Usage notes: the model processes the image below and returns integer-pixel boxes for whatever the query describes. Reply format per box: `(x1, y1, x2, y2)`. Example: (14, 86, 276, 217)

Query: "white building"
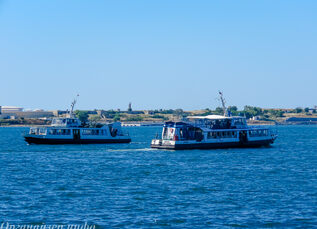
(1, 106, 24, 113)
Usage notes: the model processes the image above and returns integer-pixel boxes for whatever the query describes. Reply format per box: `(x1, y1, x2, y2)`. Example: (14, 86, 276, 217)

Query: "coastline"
(2, 122, 317, 128)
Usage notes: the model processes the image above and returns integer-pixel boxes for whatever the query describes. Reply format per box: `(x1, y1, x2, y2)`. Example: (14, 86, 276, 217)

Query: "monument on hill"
(128, 102, 132, 113)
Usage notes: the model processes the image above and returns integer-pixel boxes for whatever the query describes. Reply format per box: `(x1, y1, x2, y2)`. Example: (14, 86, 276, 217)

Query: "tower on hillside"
(128, 102, 132, 113)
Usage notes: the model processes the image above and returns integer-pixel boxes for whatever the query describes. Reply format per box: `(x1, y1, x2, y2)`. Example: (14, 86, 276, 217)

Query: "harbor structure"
(1, 106, 23, 113)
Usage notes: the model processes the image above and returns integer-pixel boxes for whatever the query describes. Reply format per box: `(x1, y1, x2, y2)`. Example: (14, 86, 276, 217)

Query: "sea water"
(0, 126, 316, 228)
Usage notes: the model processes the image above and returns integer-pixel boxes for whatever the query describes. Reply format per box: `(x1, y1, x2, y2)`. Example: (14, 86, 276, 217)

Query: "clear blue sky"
(1, 0, 316, 111)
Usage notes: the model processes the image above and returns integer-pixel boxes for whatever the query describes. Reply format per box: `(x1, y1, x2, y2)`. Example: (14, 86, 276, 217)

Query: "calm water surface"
(0, 126, 316, 228)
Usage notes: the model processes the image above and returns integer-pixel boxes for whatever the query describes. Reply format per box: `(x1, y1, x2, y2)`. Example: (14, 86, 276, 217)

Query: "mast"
(69, 94, 79, 118)
(218, 91, 227, 117)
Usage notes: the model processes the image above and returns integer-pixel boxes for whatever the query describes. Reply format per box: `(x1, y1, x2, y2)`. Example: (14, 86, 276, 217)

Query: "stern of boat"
(151, 139, 162, 148)
(151, 139, 177, 149)
(270, 129, 278, 144)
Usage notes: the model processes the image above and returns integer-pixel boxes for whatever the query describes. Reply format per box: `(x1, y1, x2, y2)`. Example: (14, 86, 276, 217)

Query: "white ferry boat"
(151, 93, 277, 150)
(24, 98, 131, 144)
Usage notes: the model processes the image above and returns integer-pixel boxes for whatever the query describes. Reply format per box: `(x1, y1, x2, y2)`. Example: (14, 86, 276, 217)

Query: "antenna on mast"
(218, 91, 227, 117)
(69, 94, 79, 118)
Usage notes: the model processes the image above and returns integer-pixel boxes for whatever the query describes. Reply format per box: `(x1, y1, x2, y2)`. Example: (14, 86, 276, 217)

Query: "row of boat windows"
(82, 129, 107, 135)
(207, 131, 237, 139)
(249, 129, 268, 137)
(52, 119, 78, 125)
(206, 130, 268, 139)
(47, 129, 108, 135)
(48, 129, 71, 135)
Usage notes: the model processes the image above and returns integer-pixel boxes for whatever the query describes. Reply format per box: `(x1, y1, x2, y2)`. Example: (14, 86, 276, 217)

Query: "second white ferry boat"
(151, 92, 277, 150)
(24, 98, 131, 144)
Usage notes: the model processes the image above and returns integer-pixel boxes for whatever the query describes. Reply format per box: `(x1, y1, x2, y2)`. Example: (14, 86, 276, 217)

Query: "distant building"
(12, 111, 54, 119)
(250, 116, 261, 121)
(1, 106, 23, 113)
(144, 110, 155, 115)
(0, 106, 1, 115)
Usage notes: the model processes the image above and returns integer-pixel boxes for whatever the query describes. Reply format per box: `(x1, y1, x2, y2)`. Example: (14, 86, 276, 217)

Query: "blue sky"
(0, 0, 316, 111)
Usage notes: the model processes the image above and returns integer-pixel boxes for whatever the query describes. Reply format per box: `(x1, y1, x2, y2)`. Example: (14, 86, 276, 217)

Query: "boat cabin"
(162, 122, 204, 141)
(51, 117, 81, 127)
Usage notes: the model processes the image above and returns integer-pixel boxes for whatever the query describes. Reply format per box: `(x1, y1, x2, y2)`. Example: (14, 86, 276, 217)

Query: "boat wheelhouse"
(24, 97, 131, 144)
(151, 115, 277, 150)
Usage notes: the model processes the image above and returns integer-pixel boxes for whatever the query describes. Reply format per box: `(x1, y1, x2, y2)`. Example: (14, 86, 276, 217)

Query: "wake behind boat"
(24, 97, 131, 145)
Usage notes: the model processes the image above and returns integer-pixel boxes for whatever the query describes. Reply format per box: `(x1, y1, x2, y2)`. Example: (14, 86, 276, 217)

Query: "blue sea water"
(0, 126, 316, 228)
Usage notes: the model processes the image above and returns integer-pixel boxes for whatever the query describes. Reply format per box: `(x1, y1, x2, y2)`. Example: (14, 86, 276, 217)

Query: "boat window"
(82, 129, 91, 135)
(30, 128, 38, 134)
(82, 129, 101, 135)
(249, 129, 268, 137)
(162, 127, 167, 137)
(179, 128, 183, 138)
(162, 127, 175, 140)
(207, 132, 217, 139)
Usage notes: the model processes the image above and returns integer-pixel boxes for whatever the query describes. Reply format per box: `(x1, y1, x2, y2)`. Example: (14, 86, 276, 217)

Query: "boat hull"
(151, 139, 274, 150)
(25, 136, 131, 145)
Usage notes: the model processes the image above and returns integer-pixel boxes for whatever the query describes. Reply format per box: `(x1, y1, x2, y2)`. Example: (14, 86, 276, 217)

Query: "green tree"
(295, 107, 303, 113)
(228, 106, 238, 116)
(243, 106, 263, 119)
(201, 109, 212, 116)
(74, 110, 89, 123)
(113, 115, 121, 122)
(173, 109, 184, 116)
(268, 109, 284, 118)
(89, 115, 101, 123)
(214, 107, 224, 115)
(228, 106, 238, 112)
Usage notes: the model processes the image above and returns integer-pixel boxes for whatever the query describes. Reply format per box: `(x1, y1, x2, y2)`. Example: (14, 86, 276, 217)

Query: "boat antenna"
(218, 91, 227, 116)
(70, 94, 79, 118)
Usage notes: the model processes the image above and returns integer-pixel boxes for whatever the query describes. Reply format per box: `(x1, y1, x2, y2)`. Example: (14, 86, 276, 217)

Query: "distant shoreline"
(2, 122, 317, 128)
